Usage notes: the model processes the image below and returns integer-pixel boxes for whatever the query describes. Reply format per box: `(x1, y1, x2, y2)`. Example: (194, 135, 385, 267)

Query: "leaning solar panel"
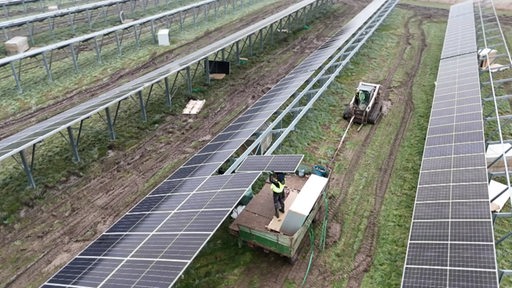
(401, 2, 498, 287)
(42, 172, 260, 288)
(237, 154, 304, 172)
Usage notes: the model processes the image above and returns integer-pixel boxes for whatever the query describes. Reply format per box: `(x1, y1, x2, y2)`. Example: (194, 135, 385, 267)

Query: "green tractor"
(343, 82, 383, 124)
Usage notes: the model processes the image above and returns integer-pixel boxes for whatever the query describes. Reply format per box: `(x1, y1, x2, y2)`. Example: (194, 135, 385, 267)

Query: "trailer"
(229, 173, 328, 262)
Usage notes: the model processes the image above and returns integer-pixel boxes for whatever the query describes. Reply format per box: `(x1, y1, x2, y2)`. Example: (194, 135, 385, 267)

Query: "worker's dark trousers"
(273, 192, 285, 211)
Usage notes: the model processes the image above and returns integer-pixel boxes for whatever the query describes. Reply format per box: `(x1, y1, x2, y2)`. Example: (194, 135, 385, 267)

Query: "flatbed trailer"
(229, 174, 328, 262)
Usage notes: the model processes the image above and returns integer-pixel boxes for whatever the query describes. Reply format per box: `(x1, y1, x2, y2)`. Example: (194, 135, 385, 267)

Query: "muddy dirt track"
(0, 1, 374, 287)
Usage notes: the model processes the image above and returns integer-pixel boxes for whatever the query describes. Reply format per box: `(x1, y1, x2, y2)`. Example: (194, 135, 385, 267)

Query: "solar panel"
(237, 154, 304, 172)
(401, 2, 498, 287)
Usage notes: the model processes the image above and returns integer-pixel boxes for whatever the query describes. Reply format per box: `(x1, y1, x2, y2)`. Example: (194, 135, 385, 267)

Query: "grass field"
(175, 5, 447, 287)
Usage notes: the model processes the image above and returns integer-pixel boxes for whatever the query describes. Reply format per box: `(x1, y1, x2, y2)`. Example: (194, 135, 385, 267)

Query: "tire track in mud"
(296, 7, 431, 286)
(345, 12, 426, 288)
(297, 11, 417, 286)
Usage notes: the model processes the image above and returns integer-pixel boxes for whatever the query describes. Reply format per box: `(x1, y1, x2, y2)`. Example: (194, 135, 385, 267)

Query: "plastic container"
(239, 188, 254, 205)
(312, 165, 328, 177)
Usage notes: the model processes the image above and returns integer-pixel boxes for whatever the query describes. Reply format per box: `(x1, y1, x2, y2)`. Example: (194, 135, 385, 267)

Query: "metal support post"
(105, 107, 116, 140)
(138, 91, 148, 122)
(94, 37, 102, 63)
(115, 31, 122, 56)
(19, 150, 36, 188)
(67, 126, 81, 163)
(270, 23, 274, 45)
(42, 52, 53, 81)
(134, 26, 141, 48)
(248, 34, 253, 56)
(236, 40, 240, 64)
(204, 58, 210, 84)
(10, 62, 22, 93)
(259, 29, 263, 52)
(164, 77, 172, 107)
(27, 22, 34, 45)
(186, 67, 192, 94)
(70, 43, 79, 73)
(150, 20, 157, 43)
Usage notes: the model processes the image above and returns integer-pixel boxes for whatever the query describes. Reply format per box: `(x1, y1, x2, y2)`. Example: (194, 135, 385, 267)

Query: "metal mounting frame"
(476, 0, 512, 283)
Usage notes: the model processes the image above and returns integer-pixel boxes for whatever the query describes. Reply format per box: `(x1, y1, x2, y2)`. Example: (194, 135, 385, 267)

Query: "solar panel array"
(402, 2, 498, 287)
(44, 0, 393, 286)
(236, 155, 303, 172)
(0, 0, 323, 163)
(0, 0, 132, 30)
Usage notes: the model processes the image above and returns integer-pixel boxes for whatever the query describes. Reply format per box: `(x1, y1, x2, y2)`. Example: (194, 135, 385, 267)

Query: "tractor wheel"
(343, 105, 352, 120)
(368, 102, 382, 124)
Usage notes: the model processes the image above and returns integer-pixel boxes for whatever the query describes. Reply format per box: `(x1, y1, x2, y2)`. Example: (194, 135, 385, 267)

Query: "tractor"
(343, 82, 383, 124)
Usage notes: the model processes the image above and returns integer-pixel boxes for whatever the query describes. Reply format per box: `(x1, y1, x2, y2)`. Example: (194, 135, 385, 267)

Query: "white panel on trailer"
(280, 174, 328, 235)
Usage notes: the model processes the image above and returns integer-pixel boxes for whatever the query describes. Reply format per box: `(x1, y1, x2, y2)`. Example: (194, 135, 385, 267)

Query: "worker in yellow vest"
(270, 174, 285, 218)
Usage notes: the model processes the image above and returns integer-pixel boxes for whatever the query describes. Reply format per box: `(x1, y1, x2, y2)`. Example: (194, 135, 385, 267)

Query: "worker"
(269, 174, 285, 218)
(358, 90, 368, 110)
(271, 170, 286, 185)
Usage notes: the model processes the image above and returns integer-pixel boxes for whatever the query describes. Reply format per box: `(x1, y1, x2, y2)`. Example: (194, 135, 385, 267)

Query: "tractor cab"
(343, 82, 383, 124)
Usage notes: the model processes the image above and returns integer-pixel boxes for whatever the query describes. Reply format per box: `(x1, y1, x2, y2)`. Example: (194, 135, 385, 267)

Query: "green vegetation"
(400, 0, 450, 10)
(362, 16, 445, 287)
(176, 5, 448, 287)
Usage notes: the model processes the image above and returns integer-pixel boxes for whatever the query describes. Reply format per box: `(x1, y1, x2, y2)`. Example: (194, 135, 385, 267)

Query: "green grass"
(400, 0, 451, 10)
(361, 16, 446, 287)
(174, 5, 445, 287)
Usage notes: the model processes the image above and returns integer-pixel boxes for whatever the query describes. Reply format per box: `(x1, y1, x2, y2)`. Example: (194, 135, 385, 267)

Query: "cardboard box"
(5, 36, 29, 55)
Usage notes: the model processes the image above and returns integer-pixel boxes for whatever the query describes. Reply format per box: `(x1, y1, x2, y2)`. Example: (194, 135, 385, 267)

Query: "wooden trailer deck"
(229, 174, 308, 234)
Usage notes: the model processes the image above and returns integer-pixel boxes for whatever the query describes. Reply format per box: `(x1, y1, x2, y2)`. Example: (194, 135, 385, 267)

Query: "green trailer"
(229, 174, 328, 262)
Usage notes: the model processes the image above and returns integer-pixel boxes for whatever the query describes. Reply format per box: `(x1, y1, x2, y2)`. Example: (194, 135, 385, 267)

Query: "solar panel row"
(402, 2, 498, 287)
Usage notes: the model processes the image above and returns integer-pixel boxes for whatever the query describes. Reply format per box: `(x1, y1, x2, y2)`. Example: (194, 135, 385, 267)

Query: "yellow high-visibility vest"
(271, 182, 284, 193)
